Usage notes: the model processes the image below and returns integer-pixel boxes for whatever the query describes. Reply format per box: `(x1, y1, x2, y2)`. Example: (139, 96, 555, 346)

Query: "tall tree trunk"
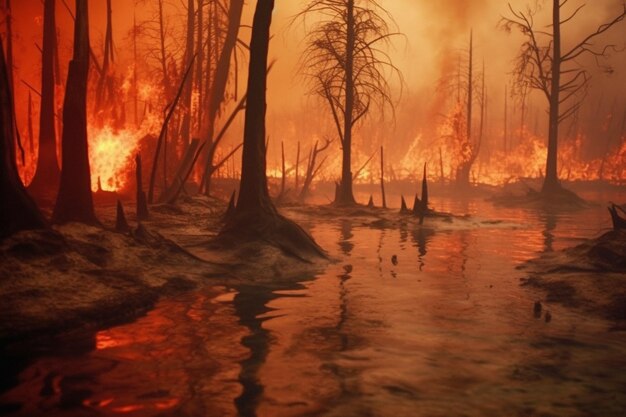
(202, 0, 245, 196)
(221, 0, 324, 259)
(52, 0, 97, 225)
(158, 0, 172, 99)
(456, 30, 473, 187)
(504, 84, 508, 153)
(543, 0, 561, 193)
(194, 0, 204, 134)
(180, 0, 195, 150)
(0, 41, 46, 238)
(29, 0, 60, 198)
(336, 0, 356, 205)
(95, 0, 113, 113)
(234, 0, 273, 214)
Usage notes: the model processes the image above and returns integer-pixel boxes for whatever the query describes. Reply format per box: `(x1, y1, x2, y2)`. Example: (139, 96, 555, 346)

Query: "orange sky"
(4, 0, 626, 183)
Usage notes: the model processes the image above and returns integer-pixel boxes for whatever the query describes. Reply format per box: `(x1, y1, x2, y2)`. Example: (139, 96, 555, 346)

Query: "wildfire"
(88, 125, 142, 192)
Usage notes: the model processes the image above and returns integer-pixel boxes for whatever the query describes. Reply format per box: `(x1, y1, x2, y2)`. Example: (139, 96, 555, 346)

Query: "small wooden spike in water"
(116, 200, 130, 232)
(224, 190, 236, 221)
(608, 204, 626, 230)
(412, 194, 421, 214)
(400, 195, 408, 213)
(97, 176, 102, 192)
(367, 195, 374, 208)
(136, 153, 149, 221)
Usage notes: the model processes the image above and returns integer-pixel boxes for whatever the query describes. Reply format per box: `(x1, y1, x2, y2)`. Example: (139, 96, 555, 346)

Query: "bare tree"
(220, 0, 324, 260)
(298, 0, 401, 206)
(52, 0, 97, 224)
(200, 0, 245, 196)
(501, 0, 626, 195)
(455, 30, 482, 187)
(0, 41, 46, 238)
(28, 0, 60, 198)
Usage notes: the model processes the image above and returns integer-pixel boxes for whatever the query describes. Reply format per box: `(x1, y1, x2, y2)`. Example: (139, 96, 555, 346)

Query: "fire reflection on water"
(1, 194, 625, 416)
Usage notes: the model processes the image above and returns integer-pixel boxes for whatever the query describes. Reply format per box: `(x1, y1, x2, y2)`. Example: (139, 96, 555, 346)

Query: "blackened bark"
(335, 0, 357, 206)
(180, 0, 195, 149)
(52, 0, 97, 225)
(136, 154, 149, 220)
(400, 195, 408, 213)
(202, 0, 245, 195)
(0, 42, 46, 238)
(234, 0, 273, 214)
(221, 0, 324, 259)
(115, 200, 130, 232)
(542, 0, 561, 194)
(380, 146, 386, 209)
(29, 0, 60, 197)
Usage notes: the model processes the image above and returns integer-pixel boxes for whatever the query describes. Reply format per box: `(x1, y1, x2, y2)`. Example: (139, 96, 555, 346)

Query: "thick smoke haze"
(3, 0, 625, 186)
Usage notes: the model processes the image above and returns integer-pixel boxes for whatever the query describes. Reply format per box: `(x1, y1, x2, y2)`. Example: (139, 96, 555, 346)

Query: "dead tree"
(52, 0, 98, 225)
(28, 0, 60, 197)
(94, 0, 115, 114)
(220, 0, 324, 259)
(502, 1, 626, 195)
(298, 138, 331, 202)
(136, 154, 149, 220)
(147, 55, 196, 203)
(0, 41, 46, 238)
(201, 0, 245, 196)
(179, 0, 195, 149)
(455, 31, 481, 187)
(298, 0, 401, 206)
(380, 146, 386, 209)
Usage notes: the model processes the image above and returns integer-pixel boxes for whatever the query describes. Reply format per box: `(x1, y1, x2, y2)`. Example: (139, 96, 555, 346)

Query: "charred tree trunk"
(503, 84, 508, 153)
(0, 41, 46, 238)
(52, 0, 97, 225)
(194, 0, 204, 134)
(136, 154, 149, 220)
(335, 0, 357, 206)
(180, 0, 195, 149)
(95, 0, 114, 113)
(221, 0, 324, 259)
(158, 0, 172, 99)
(380, 146, 386, 209)
(294, 141, 300, 192)
(202, 0, 245, 196)
(29, 0, 60, 198)
(542, 0, 561, 194)
(280, 140, 286, 197)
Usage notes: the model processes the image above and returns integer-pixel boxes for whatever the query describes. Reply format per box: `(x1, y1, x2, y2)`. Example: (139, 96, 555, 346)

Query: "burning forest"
(1, 0, 626, 416)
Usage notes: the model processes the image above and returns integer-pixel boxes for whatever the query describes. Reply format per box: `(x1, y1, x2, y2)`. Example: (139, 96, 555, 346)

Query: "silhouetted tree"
(0, 41, 46, 238)
(455, 31, 481, 186)
(220, 0, 324, 259)
(28, 0, 60, 198)
(298, 0, 401, 206)
(179, 0, 195, 149)
(201, 0, 245, 196)
(502, 1, 625, 195)
(52, 0, 97, 224)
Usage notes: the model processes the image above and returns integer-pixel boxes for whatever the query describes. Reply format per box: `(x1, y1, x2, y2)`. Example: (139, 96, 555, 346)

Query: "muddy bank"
(0, 224, 215, 346)
(0, 196, 329, 348)
(521, 230, 626, 328)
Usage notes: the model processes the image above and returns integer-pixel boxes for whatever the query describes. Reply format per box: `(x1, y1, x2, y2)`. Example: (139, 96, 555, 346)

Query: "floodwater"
(2, 192, 626, 417)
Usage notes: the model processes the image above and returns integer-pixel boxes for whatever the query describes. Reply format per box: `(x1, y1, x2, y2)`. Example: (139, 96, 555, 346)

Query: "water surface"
(1, 193, 625, 417)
